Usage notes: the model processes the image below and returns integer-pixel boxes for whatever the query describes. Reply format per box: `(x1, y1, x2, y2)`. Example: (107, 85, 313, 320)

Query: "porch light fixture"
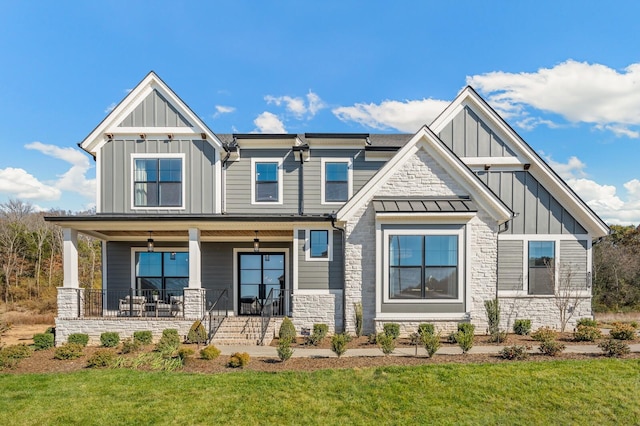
(147, 231, 154, 252)
(254, 231, 260, 253)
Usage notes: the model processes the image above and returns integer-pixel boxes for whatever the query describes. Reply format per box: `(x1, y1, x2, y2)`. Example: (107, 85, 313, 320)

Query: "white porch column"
(63, 228, 79, 288)
(188, 228, 202, 289)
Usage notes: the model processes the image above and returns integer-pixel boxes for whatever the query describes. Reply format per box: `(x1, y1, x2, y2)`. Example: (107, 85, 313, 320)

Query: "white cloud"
(0, 167, 61, 200)
(213, 105, 236, 118)
(253, 112, 286, 133)
(104, 102, 117, 113)
(333, 98, 450, 132)
(544, 153, 587, 180)
(264, 91, 325, 119)
(467, 60, 640, 135)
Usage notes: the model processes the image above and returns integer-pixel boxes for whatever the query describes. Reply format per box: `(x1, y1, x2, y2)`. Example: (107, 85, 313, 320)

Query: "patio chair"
(118, 295, 146, 317)
(170, 295, 184, 316)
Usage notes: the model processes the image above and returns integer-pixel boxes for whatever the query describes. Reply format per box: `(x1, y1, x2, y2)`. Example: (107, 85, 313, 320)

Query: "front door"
(238, 252, 285, 315)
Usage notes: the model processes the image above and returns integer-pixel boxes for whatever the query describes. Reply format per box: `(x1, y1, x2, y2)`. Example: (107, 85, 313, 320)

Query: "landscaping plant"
(573, 325, 602, 342)
(277, 337, 294, 362)
(33, 332, 55, 351)
(598, 338, 630, 358)
(376, 332, 396, 355)
(67, 333, 89, 347)
(576, 318, 598, 328)
(200, 345, 221, 360)
(86, 349, 116, 368)
(306, 323, 328, 346)
(538, 340, 565, 356)
(155, 329, 181, 358)
(0, 344, 32, 370)
(531, 326, 558, 342)
(54, 343, 84, 360)
(417, 323, 435, 337)
(513, 319, 532, 336)
(133, 330, 153, 345)
(120, 338, 141, 354)
(609, 323, 636, 340)
(186, 320, 207, 345)
(499, 345, 530, 361)
(354, 302, 363, 337)
(383, 323, 400, 340)
(330, 333, 350, 358)
(422, 332, 441, 358)
(279, 317, 296, 342)
(228, 352, 250, 368)
(100, 332, 120, 348)
(455, 328, 474, 354)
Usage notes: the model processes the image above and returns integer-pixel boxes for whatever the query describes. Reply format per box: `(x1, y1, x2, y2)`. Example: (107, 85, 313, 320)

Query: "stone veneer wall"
(498, 296, 593, 332)
(291, 291, 344, 334)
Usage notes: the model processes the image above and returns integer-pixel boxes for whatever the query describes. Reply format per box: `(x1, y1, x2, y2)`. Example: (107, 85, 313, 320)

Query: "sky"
(0, 1, 639, 226)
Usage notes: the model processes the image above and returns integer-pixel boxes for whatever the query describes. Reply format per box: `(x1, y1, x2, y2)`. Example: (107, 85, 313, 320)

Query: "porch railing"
(201, 289, 228, 344)
(79, 288, 186, 318)
(259, 288, 292, 345)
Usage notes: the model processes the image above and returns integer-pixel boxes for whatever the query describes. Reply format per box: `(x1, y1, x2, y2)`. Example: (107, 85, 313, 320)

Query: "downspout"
(297, 147, 305, 216)
(330, 212, 346, 333)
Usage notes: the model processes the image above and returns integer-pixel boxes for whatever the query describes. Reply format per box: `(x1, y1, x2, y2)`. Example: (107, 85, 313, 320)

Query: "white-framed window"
(251, 158, 283, 204)
(131, 248, 189, 298)
(321, 158, 352, 204)
(528, 241, 555, 295)
(131, 153, 185, 209)
(383, 227, 464, 304)
(305, 229, 333, 261)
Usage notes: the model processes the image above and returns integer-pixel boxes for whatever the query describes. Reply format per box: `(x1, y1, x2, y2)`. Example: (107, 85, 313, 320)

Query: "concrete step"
(207, 316, 283, 346)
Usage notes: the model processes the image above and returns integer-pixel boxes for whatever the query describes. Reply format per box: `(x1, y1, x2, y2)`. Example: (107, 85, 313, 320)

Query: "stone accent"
(183, 289, 205, 318)
(57, 287, 80, 319)
(498, 296, 593, 332)
(291, 291, 343, 334)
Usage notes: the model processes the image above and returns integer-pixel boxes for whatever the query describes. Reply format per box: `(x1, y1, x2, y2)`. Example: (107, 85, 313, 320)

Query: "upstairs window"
(252, 159, 283, 204)
(528, 241, 555, 295)
(322, 158, 352, 204)
(133, 156, 183, 208)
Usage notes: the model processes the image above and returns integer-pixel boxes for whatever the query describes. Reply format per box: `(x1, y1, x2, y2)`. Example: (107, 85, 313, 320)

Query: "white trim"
(364, 151, 396, 162)
(461, 156, 525, 167)
(188, 228, 201, 289)
(304, 229, 334, 262)
(214, 149, 222, 214)
(292, 228, 300, 292)
(375, 212, 477, 221)
(62, 228, 79, 288)
(251, 157, 284, 205)
(95, 149, 102, 213)
(499, 233, 591, 241)
(130, 153, 186, 210)
(295, 289, 344, 295)
(235, 137, 301, 149)
(321, 157, 353, 205)
(101, 240, 108, 311)
(129, 247, 189, 291)
(105, 127, 204, 136)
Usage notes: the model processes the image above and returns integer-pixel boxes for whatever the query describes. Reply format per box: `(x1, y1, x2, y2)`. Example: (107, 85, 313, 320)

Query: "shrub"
(277, 337, 294, 362)
(598, 338, 631, 357)
(458, 323, 475, 335)
(367, 333, 378, 345)
(631, 321, 639, 329)
(418, 323, 435, 337)
(67, 333, 89, 347)
(228, 352, 250, 368)
(279, 317, 296, 342)
(177, 347, 195, 361)
(0, 344, 33, 370)
(120, 338, 141, 354)
(513, 319, 532, 336)
(484, 298, 501, 336)
(576, 318, 598, 328)
(86, 349, 116, 368)
(377, 333, 396, 355)
(155, 329, 181, 357)
(354, 302, 363, 337)
(331, 333, 350, 358)
(422, 332, 441, 358)
(531, 327, 558, 342)
(609, 323, 636, 340)
(574, 325, 602, 342)
(306, 323, 328, 346)
(186, 320, 207, 345)
(200, 345, 221, 360)
(100, 332, 120, 348)
(383, 323, 400, 340)
(456, 329, 474, 354)
(54, 343, 84, 360)
(539, 340, 565, 356)
(499, 345, 530, 360)
(488, 331, 508, 343)
(33, 332, 55, 351)
(133, 330, 153, 345)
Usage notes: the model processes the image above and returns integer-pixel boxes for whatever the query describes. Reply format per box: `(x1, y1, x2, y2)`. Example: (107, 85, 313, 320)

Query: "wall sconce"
(253, 230, 260, 253)
(167, 134, 173, 140)
(147, 231, 154, 252)
(139, 133, 146, 140)
(484, 164, 491, 171)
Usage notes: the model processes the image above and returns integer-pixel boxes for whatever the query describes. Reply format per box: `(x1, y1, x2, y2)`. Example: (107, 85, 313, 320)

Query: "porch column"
(188, 228, 202, 289)
(62, 228, 79, 288)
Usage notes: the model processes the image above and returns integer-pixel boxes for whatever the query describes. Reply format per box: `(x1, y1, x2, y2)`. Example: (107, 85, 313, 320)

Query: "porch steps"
(210, 317, 283, 346)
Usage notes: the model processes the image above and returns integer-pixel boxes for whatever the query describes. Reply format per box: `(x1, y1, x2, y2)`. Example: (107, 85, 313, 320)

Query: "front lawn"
(1, 359, 638, 424)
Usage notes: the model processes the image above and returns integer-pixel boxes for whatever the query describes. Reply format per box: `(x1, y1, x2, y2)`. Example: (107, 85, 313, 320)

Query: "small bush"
(458, 323, 475, 335)
(86, 349, 116, 368)
(383, 323, 400, 340)
(331, 333, 350, 358)
(54, 343, 84, 360)
(186, 320, 207, 345)
(576, 318, 598, 328)
(133, 330, 153, 345)
(306, 323, 329, 346)
(598, 338, 631, 357)
(354, 302, 363, 337)
(418, 323, 435, 337)
(499, 345, 530, 360)
(177, 347, 195, 361)
(367, 333, 378, 345)
(377, 333, 396, 355)
(67, 333, 89, 347)
(0, 344, 33, 370)
(484, 298, 501, 336)
(539, 340, 565, 356)
(120, 338, 141, 354)
(456, 330, 474, 354)
(631, 321, 639, 329)
(574, 325, 602, 342)
(33, 333, 55, 351)
(100, 332, 120, 348)
(228, 352, 250, 368)
(609, 323, 636, 340)
(531, 327, 558, 342)
(277, 337, 294, 362)
(513, 319, 532, 336)
(155, 329, 181, 357)
(279, 317, 296, 342)
(488, 331, 508, 343)
(422, 332, 441, 358)
(200, 345, 221, 360)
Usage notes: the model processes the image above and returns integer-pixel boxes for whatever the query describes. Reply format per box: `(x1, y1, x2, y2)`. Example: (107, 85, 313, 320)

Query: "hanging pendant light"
(147, 231, 155, 252)
(253, 230, 260, 252)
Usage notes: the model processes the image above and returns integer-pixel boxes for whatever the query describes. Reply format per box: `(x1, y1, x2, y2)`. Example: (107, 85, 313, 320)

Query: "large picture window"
(133, 157, 183, 207)
(135, 251, 189, 298)
(389, 234, 458, 300)
(528, 241, 555, 295)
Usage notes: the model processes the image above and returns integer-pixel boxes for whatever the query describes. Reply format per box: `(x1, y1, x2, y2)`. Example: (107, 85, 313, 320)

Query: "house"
(46, 72, 609, 345)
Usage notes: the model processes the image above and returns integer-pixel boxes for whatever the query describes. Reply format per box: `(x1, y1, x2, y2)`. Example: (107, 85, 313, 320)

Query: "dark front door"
(238, 252, 285, 315)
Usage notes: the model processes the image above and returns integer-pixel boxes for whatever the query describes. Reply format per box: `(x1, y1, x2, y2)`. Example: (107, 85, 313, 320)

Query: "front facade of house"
(48, 72, 609, 344)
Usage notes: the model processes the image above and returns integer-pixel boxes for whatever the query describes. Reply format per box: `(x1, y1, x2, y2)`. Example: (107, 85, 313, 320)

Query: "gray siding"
(498, 240, 524, 291)
(438, 106, 516, 158)
(477, 171, 587, 235)
(559, 240, 588, 290)
(100, 138, 218, 214)
(225, 149, 298, 214)
(119, 90, 192, 127)
(296, 230, 343, 290)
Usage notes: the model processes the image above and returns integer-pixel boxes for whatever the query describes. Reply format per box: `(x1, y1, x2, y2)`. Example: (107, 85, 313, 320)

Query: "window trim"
(130, 153, 186, 210)
(321, 157, 353, 205)
(528, 240, 555, 295)
(129, 247, 189, 290)
(305, 229, 333, 262)
(382, 227, 464, 304)
(251, 157, 284, 205)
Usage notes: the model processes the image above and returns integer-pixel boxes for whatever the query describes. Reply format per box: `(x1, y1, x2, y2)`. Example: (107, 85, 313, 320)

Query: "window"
(321, 158, 352, 204)
(528, 241, 555, 295)
(389, 234, 458, 300)
(309, 230, 329, 259)
(133, 156, 183, 207)
(135, 251, 189, 298)
(252, 159, 283, 204)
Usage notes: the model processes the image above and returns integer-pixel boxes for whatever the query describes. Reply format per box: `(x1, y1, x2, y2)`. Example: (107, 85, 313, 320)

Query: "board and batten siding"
(497, 240, 523, 291)
(118, 89, 192, 128)
(99, 138, 218, 214)
(296, 230, 343, 290)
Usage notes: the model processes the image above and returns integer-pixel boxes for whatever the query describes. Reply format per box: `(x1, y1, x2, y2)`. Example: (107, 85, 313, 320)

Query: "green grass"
(1, 359, 639, 424)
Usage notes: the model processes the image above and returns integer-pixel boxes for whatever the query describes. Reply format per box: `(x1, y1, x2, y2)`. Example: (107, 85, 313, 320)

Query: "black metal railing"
(259, 288, 291, 345)
(80, 288, 185, 318)
(201, 288, 229, 343)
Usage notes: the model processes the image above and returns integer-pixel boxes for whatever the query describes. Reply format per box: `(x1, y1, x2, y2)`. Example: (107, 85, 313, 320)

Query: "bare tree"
(0, 200, 32, 303)
(549, 261, 586, 332)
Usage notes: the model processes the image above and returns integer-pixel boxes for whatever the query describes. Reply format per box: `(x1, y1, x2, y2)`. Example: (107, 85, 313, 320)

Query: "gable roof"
(79, 71, 224, 155)
(337, 126, 512, 223)
(431, 86, 609, 238)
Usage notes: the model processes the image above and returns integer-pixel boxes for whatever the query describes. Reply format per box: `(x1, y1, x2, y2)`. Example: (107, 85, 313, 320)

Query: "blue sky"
(0, 1, 639, 225)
